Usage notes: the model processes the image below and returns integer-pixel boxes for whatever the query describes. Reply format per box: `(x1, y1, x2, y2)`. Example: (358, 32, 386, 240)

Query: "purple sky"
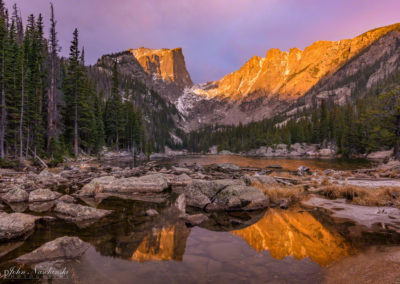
(4, 0, 400, 83)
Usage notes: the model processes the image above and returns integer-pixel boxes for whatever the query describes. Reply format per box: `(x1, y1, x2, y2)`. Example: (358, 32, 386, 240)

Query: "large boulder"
(168, 173, 193, 187)
(185, 179, 244, 208)
(0, 213, 38, 241)
(29, 188, 62, 202)
(318, 148, 335, 157)
(206, 185, 269, 211)
(2, 187, 29, 203)
(37, 169, 67, 187)
(79, 174, 169, 196)
(16, 236, 89, 263)
(54, 202, 112, 224)
(185, 179, 268, 211)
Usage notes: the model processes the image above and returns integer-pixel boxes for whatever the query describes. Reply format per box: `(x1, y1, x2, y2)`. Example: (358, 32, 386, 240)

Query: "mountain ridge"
(99, 22, 400, 133)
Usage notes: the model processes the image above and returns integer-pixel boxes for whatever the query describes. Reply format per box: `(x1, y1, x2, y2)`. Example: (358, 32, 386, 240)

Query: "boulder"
(16, 236, 89, 263)
(2, 187, 29, 203)
(169, 174, 193, 187)
(57, 195, 76, 204)
(145, 209, 159, 217)
(181, 214, 209, 226)
(37, 169, 66, 187)
(174, 194, 186, 213)
(252, 175, 278, 186)
(206, 185, 269, 211)
(297, 166, 310, 176)
(318, 148, 335, 157)
(185, 179, 268, 211)
(278, 198, 290, 209)
(209, 145, 218, 155)
(28, 188, 62, 202)
(29, 202, 55, 213)
(79, 174, 168, 196)
(0, 213, 38, 241)
(54, 202, 112, 224)
(367, 150, 393, 160)
(171, 166, 192, 174)
(216, 163, 241, 172)
(218, 150, 234, 155)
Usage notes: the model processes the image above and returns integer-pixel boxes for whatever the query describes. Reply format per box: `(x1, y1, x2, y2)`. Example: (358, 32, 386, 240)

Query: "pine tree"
(63, 28, 82, 157)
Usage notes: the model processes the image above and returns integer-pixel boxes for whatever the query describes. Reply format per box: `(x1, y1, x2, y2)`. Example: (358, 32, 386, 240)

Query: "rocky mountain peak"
(128, 47, 193, 89)
(193, 23, 400, 101)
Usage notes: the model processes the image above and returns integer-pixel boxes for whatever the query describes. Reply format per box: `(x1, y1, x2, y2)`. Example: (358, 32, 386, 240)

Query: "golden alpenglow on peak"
(197, 23, 400, 101)
(128, 47, 193, 89)
(232, 209, 353, 266)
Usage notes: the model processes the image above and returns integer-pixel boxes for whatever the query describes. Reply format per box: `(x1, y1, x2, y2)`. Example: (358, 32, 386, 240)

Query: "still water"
(0, 157, 396, 284)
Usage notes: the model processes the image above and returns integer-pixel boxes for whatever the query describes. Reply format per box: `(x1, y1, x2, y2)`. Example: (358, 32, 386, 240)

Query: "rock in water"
(175, 194, 186, 213)
(185, 179, 268, 211)
(0, 213, 38, 241)
(28, 188, 61, 202)
(145, 209, 159, 217)
(16, 236, 90, 263)
(181, 214, 209, 226)
(54, 202, 112, 224)
(206, 185, 269, 211)
(297, 166, 310, 176)
(79, 174, 169, 196)
(2, 187, 29, 203)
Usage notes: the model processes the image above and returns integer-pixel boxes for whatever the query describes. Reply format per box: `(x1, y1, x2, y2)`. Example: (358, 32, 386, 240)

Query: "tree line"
(0, 2, 146, 166)
(183, 72, 400, 159)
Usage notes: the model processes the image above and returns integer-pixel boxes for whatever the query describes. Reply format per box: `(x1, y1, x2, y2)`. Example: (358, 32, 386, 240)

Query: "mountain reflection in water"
(129, 208, 352, 266)
(132, 224, 190, 262)
(232, 208, 353, 266)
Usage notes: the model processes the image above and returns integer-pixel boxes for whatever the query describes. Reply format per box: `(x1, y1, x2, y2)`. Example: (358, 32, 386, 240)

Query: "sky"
(4, 0, 400, 83)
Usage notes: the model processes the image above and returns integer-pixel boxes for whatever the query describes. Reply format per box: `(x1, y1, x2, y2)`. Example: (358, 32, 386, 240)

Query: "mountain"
(128, 47, 193, 90)
(95, 23, 400, 142)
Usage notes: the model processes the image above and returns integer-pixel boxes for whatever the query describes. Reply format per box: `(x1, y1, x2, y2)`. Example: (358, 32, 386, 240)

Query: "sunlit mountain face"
(232, 209, 354, 266)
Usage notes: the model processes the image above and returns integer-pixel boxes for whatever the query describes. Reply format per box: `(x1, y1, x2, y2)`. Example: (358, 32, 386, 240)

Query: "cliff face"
(129, 47, 193, 89)
(95, 23, 400, 133)
(178, 23, 400, 129)
(197, 23, 400, 101)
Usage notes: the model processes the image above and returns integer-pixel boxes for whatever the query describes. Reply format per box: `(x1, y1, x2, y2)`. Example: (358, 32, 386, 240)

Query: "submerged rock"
(0, 212, 38, 241)
(28, 188, 61, 202)
(2, 187, 29, 203)
(16, 236, 90, 263)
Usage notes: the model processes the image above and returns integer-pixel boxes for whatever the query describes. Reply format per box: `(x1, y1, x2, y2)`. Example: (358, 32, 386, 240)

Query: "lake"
(0, 156, 396, 284)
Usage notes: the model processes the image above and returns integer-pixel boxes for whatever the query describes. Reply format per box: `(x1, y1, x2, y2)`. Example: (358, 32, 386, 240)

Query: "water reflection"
(232, 208, 353, 266)
(132, 224, 190, 262)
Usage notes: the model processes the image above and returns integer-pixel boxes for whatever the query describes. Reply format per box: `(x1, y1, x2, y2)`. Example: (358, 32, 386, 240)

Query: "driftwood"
(28, 148, 48, 168)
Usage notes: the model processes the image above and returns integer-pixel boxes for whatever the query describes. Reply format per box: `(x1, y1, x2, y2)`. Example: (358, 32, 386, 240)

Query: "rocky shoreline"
(146, 144, 394, 161)
(0, 156, 399, 278)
